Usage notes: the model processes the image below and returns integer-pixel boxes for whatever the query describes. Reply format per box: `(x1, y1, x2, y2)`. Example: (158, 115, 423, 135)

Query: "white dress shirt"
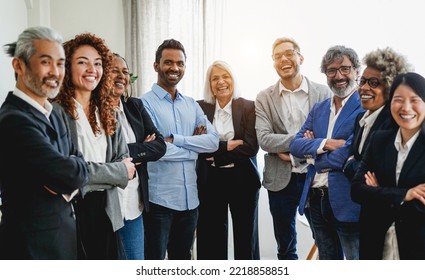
(116, 101, 142, 220)
(311, 92, 354, 189)
(213, 100, 235, 168)
(394, 128, 420, 185)
(279, 77, 310, 173)
(74, 99, 107, 163)
(358, 106, 384, 154)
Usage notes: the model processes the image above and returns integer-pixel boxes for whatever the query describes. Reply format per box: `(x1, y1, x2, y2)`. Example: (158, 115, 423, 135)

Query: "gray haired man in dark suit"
(0, 26, 89, 259)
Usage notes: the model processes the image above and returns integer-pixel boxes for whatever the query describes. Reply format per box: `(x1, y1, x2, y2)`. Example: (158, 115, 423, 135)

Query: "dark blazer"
(121, 96, 166, 212)
(0, 92, 88, 259)
(343, 105, 395, 180)
(290, 92, 364, 222)
(352, 129, 425, 259)
(197, 98, 261, 187)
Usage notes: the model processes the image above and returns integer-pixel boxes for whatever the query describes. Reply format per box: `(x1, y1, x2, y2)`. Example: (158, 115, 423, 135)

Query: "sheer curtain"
(123, 0, 224, 99)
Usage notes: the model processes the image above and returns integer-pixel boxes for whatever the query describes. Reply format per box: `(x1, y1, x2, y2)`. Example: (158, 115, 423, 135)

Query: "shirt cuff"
(317, 139, 327, 154)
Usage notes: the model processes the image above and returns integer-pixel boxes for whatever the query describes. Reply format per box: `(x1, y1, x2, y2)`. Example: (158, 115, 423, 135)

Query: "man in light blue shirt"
(141, 39, 219, 260)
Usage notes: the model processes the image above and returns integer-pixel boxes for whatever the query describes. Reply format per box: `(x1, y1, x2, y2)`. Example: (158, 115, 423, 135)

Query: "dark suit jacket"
(343, 104, 395, 180)
(352, 129, 425, 259)
(197, 98, 260, 188)
(0, 92, 89, 259)
(290, 92, 364, 222)
(121, 96, 166, 212)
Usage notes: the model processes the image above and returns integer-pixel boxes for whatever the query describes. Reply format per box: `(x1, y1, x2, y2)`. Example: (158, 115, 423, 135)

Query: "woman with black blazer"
(343, 47, 410, 180)
(110, 54, 166, 259)
(352, 72, 425, 259)
(196, 60, 261, 260)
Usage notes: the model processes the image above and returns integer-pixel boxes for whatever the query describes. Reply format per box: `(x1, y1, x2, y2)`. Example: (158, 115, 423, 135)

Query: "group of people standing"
(0, 26, 424, 261)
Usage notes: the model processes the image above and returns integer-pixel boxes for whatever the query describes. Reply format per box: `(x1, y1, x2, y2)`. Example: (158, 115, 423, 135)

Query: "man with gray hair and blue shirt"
(0, 26, 89, 259)
(290, 45, 364, 259)
(255, 37, 331, 260)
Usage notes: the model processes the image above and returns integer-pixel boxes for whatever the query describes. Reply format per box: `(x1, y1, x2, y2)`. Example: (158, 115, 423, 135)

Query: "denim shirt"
(141, 84, 219, 211)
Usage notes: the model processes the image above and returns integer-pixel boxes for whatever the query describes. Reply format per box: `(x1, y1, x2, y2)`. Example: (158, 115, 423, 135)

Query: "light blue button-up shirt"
(141, 84, 219, 211)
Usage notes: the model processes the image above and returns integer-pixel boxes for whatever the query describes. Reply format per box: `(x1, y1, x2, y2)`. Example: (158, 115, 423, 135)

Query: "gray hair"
(320, 45, 360, 73)
(203, 60, 241, 104)
(3, 26, 63, 66)
(363, 47, 412, 99)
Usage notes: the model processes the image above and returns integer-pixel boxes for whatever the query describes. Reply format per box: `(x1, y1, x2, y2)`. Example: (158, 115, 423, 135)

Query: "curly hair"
(363, 47, 412, 99)
(55, 33, 116, 136)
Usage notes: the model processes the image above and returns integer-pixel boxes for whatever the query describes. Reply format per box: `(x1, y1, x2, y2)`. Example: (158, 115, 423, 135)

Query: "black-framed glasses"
(325, 66, 352, 77)
(272, 49, 300, 61)
(358, 77, 381, 89)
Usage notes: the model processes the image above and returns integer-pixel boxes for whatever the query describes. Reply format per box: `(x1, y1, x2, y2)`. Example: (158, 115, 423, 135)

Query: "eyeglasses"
(272, 49, 300, 61)
(358, 77, 381, 89)
(325, 66, 352, 77)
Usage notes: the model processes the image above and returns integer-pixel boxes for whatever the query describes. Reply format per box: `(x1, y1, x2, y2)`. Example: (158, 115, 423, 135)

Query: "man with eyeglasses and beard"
(290, 45, 364, 260)
(0, 26, 89, 259)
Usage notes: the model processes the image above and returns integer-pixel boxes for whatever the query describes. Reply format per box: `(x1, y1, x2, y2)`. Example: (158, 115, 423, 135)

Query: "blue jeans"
(117, 214, 144, 260)
(268, 173, 305, 260)
(144, 203, 198, 260)
(306, 191, 359, 260)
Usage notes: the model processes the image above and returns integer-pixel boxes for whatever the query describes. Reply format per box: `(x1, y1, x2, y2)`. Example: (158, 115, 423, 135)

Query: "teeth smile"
(360, 95, 373, 100)
(400, 114, 415, 119)
(85, 76, 96, 81)
(45, 80, 58, 87)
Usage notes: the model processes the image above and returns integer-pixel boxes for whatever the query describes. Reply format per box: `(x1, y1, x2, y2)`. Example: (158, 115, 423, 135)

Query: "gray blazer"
(53, 102, 129, 231)
(255, 77, 332, 191)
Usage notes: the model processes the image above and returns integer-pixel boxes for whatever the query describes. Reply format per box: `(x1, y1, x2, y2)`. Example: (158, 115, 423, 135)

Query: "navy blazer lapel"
(352, 114, 364, 157)
(203, 102, 215, 123)
(122, 97, 144, 141)
(398, 132, 425, 187)
(232, 99, 242, 137)
(8, 93, 56, 134)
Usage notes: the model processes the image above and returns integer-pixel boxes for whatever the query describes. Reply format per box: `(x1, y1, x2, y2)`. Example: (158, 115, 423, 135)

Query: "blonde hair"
(272, 37, 301, 54)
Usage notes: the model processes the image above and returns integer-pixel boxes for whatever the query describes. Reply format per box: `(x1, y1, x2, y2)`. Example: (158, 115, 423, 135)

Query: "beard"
(23, 70, 61, 99)
(329, 77, 357, 98)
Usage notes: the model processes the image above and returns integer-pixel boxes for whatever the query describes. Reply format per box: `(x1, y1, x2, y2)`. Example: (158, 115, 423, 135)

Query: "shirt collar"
(394, 129, 421, 152)
(330, 90, 355, 109)
(279, 76, 308, 95)
(215, 99, 232, 115)
(359, 106, 385, 128)
(152, 83, 183, 101)
(13, 87, 52, 118)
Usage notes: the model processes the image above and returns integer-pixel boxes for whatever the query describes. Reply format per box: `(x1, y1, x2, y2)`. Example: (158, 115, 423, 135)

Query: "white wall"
(0, 0, 124, 105)
(50, 0, 124, 55)
(221, 0, 425, 102)
(0, 0, 27, 103)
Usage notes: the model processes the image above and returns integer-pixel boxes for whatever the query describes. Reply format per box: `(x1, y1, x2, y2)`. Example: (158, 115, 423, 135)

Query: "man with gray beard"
(290, 46, 364, 259)
(0, 26, 89, 259)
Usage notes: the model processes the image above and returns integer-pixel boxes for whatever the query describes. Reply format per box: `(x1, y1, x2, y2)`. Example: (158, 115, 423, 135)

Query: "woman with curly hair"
(53, 33, 136, 259)
(344, 47, 412, 180)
